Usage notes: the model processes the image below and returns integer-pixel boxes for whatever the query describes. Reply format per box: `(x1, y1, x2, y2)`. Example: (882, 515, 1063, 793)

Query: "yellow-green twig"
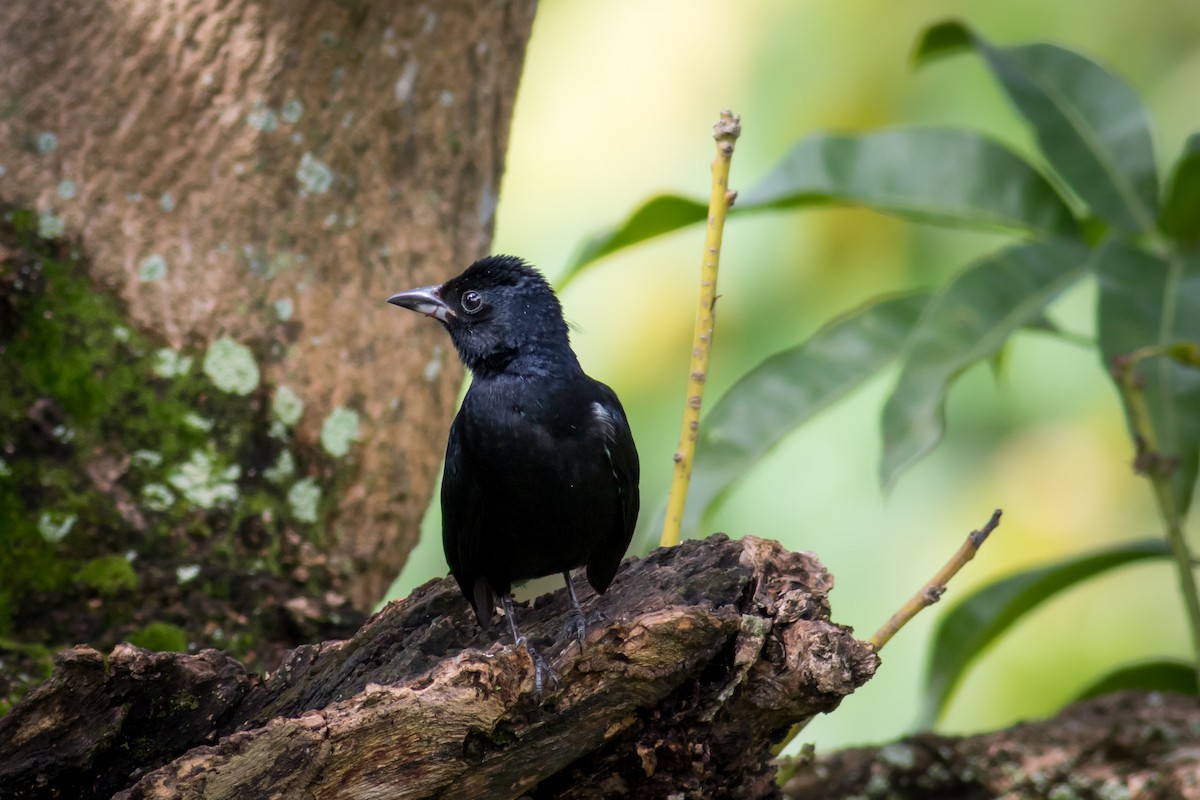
(660, 109, 741, 548)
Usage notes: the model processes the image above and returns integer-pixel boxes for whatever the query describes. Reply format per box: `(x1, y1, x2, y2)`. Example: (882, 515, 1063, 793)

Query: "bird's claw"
(524, 640, 559, 697)
(565, 608, 588, 654)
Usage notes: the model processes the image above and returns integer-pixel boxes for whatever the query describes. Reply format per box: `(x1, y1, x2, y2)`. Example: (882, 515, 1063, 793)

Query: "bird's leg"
(501, 594, 557, 696)
(563, 571, 588, 653)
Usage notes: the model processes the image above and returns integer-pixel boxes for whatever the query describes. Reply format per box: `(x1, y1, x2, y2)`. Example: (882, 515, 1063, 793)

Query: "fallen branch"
(783, 689, 1200, 799)
(0, 534, 878, 799)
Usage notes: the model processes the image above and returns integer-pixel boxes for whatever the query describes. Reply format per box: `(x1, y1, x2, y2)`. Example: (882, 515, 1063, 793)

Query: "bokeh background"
(387, 0, 1200, 752)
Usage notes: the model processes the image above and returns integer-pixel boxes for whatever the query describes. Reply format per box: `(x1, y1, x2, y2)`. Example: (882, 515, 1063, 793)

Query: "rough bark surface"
(0, 534, 880, 799)
(0, 0, 537, 612)
(784, 690, 1200, 800)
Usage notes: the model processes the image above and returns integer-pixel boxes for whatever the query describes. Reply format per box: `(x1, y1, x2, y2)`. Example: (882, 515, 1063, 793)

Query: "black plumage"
(387, 255, 639, 688)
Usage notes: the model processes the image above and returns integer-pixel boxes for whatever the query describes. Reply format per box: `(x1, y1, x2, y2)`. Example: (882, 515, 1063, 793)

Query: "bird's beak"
(387, 285, 456, 323)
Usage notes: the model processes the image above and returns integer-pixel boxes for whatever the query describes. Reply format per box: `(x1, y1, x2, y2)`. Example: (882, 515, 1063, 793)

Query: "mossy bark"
(0, 0, 536, 710)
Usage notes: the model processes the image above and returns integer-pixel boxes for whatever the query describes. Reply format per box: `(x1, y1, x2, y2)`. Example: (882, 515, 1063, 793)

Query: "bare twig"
(868, 509, 1003, 650)
(661, 109, 741, 548)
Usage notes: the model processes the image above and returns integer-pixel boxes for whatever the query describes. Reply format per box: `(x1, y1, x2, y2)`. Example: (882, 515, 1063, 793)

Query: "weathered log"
(783, 689, 1200, 800)
(0, 535, 878, 799)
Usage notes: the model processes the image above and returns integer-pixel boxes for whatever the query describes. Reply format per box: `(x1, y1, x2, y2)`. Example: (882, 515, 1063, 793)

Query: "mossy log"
(0, 535, 879, 799)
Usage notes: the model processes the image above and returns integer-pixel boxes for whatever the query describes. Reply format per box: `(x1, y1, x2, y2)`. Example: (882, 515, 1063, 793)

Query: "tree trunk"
(0, 535, 880, 799)
(0, 0, 536, 701)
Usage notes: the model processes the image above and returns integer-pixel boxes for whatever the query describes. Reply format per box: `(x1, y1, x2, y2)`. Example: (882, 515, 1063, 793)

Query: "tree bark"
(0, 534, 880, 799)
(783, 690, 1200, 800)
(0, 0, 536, 694)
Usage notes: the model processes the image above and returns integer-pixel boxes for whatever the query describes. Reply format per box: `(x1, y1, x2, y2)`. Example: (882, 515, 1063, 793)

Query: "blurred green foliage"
(565, 19, 1200, 726)
(389, 2, 1200, 750)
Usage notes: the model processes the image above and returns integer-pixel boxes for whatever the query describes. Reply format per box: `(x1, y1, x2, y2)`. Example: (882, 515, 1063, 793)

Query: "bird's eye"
(461, 290, 484, 314)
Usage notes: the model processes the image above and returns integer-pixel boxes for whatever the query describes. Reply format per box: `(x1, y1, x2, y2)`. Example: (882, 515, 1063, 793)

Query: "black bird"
(387, 255, 639, 691)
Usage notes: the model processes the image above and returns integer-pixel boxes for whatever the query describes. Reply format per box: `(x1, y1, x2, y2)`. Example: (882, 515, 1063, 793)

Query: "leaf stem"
(660, 110, 741, 548)
(1112, 350, 1200, 687)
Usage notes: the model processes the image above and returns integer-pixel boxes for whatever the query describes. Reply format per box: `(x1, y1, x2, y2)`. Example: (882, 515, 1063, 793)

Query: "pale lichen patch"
(281, 99, 304, 124)
(167, 450, 240, 509)
(320, 407, 360, 457)
(203, 336, 260, 395)
(37, 511, 76, 543)
(287, 477, 321, 523)
(264, 450, 296, 484)
(141, 482, 175, 512)
(35, 131, 57, 154)
(153, 348, 193, 378)
(247, 104, 278, 132)
(296, 153, 333, 195)
(138, 254, 168, 282)
(272, 385, 304, 426)
(37, 211, 64, 239)
(273, 297, 294, 321)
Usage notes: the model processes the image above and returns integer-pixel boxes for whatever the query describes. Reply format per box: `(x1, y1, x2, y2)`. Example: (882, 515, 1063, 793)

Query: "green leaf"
(562, 127, 1079, 284)
(675, 292, 930, 539)
(881, 240, 1090, 488)
(1161, 133, 1200, 249)
(1096, 241, 1200, 514)
(919, 538, 1173, 727)
(914, 20, 1159, 233)
(1074, 659, 1198, 702)
(739, 128, 1078, 238)
(909, 19, 972, 64)
(560, 195, 708, 288)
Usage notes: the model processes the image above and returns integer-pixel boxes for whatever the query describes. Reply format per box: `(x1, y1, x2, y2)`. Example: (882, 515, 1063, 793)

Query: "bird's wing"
(441, 412, 493, 628)
(585, 382, 641, 593)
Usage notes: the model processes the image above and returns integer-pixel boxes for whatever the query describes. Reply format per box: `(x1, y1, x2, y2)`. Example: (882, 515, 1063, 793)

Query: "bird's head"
(387, 255, 574, 375)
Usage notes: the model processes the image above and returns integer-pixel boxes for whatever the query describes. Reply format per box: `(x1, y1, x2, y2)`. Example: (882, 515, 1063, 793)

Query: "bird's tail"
(472, 577, 494, 630)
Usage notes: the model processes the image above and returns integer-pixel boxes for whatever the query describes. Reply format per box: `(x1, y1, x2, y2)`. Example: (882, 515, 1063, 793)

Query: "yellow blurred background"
(388, 0, 1200, 752)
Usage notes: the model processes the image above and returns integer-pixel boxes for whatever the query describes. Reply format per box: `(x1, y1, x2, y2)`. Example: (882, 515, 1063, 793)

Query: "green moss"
(76, 555, 139, 595)
(0, 206, 355, 678)
(127, 622, 188, 653)
(172, 690, 200, 711)
(0, 638, 54, 715)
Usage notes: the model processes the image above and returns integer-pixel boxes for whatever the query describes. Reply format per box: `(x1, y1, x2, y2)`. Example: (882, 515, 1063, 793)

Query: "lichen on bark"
(0, 208, 362, 713)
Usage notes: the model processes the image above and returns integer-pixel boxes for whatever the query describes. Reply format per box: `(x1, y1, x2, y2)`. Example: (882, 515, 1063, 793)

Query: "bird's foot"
(501, 593, 559, 697)
(513, 635, 558, 697)
(564, 607, 588, 654)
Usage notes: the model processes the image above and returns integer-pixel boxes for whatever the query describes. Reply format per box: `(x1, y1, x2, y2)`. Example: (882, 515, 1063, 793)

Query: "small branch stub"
(869, 509, 1003, 651)
(772, 509, 1003, 767)
(660, 109, 741, 548)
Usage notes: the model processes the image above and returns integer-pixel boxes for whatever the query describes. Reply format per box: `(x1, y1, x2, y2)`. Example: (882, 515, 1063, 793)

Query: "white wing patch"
(591, 401, 616, 438)
(592, 401, 621, 483)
